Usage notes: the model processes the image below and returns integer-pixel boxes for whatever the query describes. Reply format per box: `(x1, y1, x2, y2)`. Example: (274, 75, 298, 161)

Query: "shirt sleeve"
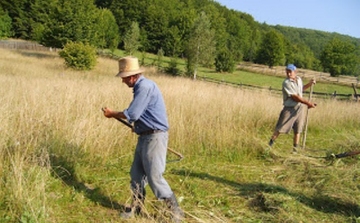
(283, 80, 297, 97)
(123, 83, 152, 123)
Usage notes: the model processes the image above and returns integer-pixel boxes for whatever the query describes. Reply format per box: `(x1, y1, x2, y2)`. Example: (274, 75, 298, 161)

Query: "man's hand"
(307, 102, 317, 109)
(303, 78, 316, 91)
(291, 95, 317, 109)
(102, 107, 135, 132)
(102, 107, 114, 118)
(310, 78, 316, 85)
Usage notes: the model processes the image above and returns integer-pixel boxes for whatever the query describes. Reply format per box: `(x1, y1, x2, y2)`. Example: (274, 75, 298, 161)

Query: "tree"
(109, 0, 147, 32)
(256, 30, 285, 68)
(0, 0, 32, 39)
(165, 25, 183, 57)
(284, 40, 318, 70)
(94, 0, 113, 8)
(26, 0, 57, 42)
(94, 9, 119, 51)
(123, 21, 141, 55)
(0, 8, 12, 38)
(41, 0, 103, 48)
(143, 0, 169, 54)
(321, 37, 359, 76)
(186, 11, 216, 79)
(222, 10, 253, 62)
(156, 48, 164, 70)
(245, 29, 261, 62)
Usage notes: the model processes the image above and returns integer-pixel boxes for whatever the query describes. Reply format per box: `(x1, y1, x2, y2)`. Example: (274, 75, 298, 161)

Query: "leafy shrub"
(59, 42, 97, 70)
(215, 49, 235, 73)
(165, 58, 182, 76)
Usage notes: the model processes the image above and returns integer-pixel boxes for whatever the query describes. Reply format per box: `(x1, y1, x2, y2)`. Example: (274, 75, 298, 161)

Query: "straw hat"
(115, 56, 145, 78)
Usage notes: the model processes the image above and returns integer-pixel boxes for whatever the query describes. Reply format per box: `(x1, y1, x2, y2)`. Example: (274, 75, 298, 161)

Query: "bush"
(59, 42, 97, 70)
(215, 50, 236, 73)
(165, 58, 182, 76)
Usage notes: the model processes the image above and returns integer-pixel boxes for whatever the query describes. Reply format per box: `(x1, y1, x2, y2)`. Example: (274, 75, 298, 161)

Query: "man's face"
(121, 75, 137, 87)
(286, 69, 296, 80)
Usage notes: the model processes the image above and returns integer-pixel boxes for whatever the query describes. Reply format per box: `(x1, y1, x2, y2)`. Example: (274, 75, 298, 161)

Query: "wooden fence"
(199, 76, 359, 102)
(0, 40, 58, 52)
(238, 63, 359, 87)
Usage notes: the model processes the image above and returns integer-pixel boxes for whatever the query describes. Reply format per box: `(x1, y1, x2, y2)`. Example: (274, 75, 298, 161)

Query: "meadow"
(0, 48, 360, 223)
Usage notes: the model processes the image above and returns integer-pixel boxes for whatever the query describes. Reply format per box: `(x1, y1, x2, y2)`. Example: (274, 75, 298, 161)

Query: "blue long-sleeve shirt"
(123, 76, 169, 134)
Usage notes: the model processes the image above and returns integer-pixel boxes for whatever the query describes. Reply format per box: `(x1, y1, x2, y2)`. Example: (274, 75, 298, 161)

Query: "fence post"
(352, 83, 359, 102)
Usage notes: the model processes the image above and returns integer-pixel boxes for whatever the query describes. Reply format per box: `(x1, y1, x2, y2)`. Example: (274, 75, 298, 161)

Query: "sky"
(215, 0, 360, 39)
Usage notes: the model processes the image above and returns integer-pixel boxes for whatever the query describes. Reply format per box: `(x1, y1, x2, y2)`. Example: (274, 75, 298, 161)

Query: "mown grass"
(0, 48, 360, 223)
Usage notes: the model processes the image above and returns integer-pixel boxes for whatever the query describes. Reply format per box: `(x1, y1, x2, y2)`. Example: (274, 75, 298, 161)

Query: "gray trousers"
(130, 131, 173, 200)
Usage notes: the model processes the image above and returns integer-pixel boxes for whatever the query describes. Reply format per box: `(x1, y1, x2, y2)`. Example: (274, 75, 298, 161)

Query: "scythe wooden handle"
(102, 108, 184, 159)
(302, 83, 314, 149)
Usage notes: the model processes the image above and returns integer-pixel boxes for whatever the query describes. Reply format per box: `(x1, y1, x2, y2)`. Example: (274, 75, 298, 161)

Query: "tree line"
(0, 0, 359, 76)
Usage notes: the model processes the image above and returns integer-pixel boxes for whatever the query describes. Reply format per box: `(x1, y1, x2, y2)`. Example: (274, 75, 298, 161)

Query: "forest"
(0, 0, 359, 76)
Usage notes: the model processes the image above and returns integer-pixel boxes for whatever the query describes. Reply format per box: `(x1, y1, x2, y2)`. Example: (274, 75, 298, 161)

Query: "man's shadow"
(48, 141, 124, 211)
(171, 169, 360, 217)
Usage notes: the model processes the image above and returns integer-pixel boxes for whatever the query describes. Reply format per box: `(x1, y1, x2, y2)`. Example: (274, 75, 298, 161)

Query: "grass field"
(123, 49, 359, 99)
(1, 48, 360, 223)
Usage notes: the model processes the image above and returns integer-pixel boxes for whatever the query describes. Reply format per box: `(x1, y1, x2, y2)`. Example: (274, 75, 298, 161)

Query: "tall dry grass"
(1, 48, 359, 222)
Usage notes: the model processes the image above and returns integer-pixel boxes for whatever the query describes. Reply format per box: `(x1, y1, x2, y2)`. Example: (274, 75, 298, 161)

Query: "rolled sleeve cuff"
(122, 109, 132, 124)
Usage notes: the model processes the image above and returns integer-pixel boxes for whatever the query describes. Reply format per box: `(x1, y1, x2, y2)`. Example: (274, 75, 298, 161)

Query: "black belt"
(139, 130, 164, 135)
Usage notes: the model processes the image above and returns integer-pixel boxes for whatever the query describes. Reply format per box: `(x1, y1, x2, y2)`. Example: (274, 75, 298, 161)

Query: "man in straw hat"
(268, 64, 316, 153)
(102, 56, 184, 222)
